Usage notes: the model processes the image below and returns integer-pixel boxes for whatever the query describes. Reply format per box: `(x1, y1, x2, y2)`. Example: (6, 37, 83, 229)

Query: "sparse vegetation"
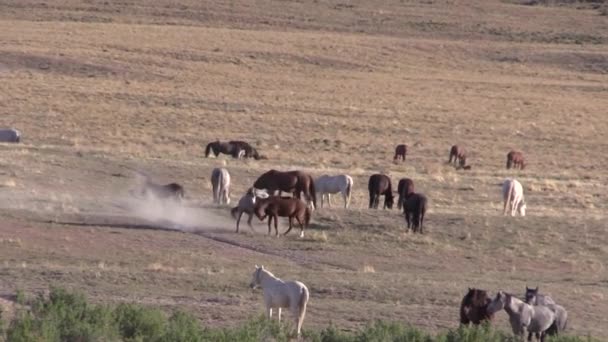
(0, 289, 600, 342)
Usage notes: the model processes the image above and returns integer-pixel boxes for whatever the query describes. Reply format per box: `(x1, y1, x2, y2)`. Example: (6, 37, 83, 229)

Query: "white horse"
(315, 174, 353, 209)
(487, 291, 555, 341)
(502, 178, 526, 216)
(231, 188, 269, 233)
(249, 265, 310, 337)
(0, 128, 21, 143)
(211, 168, 231, 205)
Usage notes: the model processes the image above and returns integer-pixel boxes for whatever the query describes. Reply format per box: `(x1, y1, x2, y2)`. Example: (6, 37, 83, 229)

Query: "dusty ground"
(1, 0, 608, 338)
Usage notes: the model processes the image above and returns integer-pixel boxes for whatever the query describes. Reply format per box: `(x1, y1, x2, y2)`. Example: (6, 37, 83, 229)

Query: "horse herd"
(461, 286, 567, 341)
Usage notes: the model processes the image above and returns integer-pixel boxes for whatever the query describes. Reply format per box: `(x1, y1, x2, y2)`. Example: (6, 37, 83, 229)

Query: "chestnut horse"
(460, 288, 494, 326)
(254, 196, 312, 238)
(394, 144, 407, 162)
(449, 145, 467, 167)
(506, 150, 525, 170)
(396, 178, 415, 210)
(368, 174, 394, 209)
(253, 170, 316, 209)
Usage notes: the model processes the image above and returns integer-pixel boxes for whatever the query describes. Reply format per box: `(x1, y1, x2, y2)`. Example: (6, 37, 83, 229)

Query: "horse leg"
(236, 211, 243, 233)
(267, 216, 273, 235)
(295, 216, 304, 238)
(327, 193, 331, 208)
(405, 212, 411, 230)
(247, 213, 255, 231)
(284, 217, 294, 236)
(267, 307, 273, 319)
(320, 193, 324, 208)
(369, 193, 374, 209)
(274, 214, 279, 237)
(277, 307, 282, 323)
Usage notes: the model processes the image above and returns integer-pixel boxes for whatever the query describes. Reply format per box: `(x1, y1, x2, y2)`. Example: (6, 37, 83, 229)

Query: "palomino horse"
(0, 128, 21, 143)
(449, 145, 467, 167)
(211, 168, 231, 205)
(502, 178, 526, 216)
(487, 291, 555, 342)
(394, 144, 407, 162)
(231, 188, 269, 233)
(249, 265, 310, 337)
(253, 170, 316, 210)
(368, 174, 394, 209)
(403, 192, 427, 233)
(525, 287, 567, 338)
(135, 173, 184, 201)
(396, 178, 415, 210)
(506, 150, 526, 170)
(315, 174, 353, 209)
(254, 196, 312, 238)
(460, 288, 494, 326)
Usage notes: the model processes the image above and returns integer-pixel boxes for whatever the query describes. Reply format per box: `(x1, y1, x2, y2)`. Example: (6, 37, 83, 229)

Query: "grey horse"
(525, 287, 567, 337)
(230, 188, 269, 233)
(211, 168, 231, 205)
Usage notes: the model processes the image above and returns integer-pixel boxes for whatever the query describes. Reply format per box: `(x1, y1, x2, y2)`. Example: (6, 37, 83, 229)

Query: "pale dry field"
(1, 0, 608, 338)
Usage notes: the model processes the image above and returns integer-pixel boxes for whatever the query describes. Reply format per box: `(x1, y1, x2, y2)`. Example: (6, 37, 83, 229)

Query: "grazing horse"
(396, 178, 415, 210)
(254, 196, 312, 238)
(460, 288, 494, 326)
(394, 144, 407, 162)
(231, 188, 269, 233)
(403, 193, 427, 233)
(487, 291, 556, 342)
(368, 174, 394, 209)
(205, 140, 239, 158)
(211, 168, 231, 205)
(136, 173, 184, 201)
(506, 150, 526, 170)
(449, 145, 467, 167)
(253, 170, 316, 209)
(502, 178, 526, 216)
(0, 128, 21, 143)
(525, 287, 567, 338)
(315, 174, 354, 209)
(249, 265, 309, 337)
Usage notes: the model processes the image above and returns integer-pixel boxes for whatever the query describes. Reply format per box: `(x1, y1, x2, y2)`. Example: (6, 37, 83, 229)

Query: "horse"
(228, 140, 263, 160)
(253, 170, 316, 210)
(211, 168, 231, 205)
(314, 174, 353, 209)
(507, 150, 526, 170)
(231, 188, 269, 233)
(394, 144, 407, 162)
(396, 178, 415, 210)
(502, 178, 526, 216)
(249, 265, 310, 337)
(525, 287, 567, 337)
(0, 128, 21, 143)
(136, 173, 184, 201)
(205, 140, 239, 158)
(254, 196, 312, 238)
(368, 174, 394, 209)
(403, 193, 427, 233)
(487, 291, 556, 342)
(460, 288, 494, 326)
(449, 145, 467, 167)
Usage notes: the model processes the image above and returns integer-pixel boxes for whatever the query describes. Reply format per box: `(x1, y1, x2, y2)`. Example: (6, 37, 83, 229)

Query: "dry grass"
(0, 0, 607, 338)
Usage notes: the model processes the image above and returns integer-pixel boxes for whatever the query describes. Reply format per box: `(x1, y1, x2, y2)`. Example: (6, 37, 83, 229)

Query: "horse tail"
(504, 180, 514, 215)
(309, 176, 317, 209)
(297, 286, 310, 334)
(345, 177, 353, 208)
(230, 206, 239, 219)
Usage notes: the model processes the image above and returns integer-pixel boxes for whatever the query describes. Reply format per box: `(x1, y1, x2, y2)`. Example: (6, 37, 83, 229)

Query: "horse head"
(250, 265, 265, 289)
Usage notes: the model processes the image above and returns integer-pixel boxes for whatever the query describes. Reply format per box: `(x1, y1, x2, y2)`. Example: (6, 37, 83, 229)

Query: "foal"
(249, 265, 310, 337)
(254, 197, 312, 237)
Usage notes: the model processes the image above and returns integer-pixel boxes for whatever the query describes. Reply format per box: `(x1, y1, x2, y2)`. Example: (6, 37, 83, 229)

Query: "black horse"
(368, 174, 394, 209)
(205, 140, 263, 159)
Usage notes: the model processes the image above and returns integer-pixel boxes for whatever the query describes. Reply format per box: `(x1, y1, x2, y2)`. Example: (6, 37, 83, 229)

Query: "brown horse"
(253, 170, 316, 209)
(205, 140, 263, 159)
(506, 150, 525, 170)
(397, 178, 415, 210)
(403, 192, 427, 233)
(449, 145, 467, 167)
(394, 144, 407, 162)
(460, 288, 494, 326)
(368, 174, 394, 209)
(254, 197, 312, 238)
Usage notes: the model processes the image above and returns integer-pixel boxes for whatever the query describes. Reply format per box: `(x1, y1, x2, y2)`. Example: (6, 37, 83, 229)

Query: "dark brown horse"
(449, 145, 467, 167)
(506, 150, 525, 170)
(205, 140, 263, 159)
(394, 144, 407, 162)
(228, 140, 263, 160)
(253, 170, 316, 209)
(368, 174, 394, 209)
(254, 196, 312, 237)
(460, 288, 494, 326)
(403, 192, 427, 233)
(137, 174, 184, 201)
(397, 178, 415, 210)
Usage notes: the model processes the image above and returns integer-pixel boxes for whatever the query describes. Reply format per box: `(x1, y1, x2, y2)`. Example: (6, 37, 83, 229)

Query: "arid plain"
(1, 0, 608, 338)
